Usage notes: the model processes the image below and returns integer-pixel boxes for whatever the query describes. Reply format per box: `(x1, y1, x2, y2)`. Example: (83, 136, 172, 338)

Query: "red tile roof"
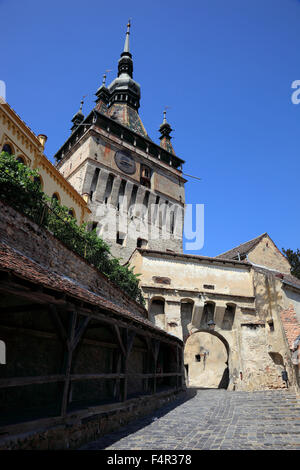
(216, 233, 268, 260)
(0, 241, 180, 341)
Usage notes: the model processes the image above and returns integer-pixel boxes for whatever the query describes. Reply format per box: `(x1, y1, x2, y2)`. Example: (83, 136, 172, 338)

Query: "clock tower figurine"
(54, 22, 186, 262)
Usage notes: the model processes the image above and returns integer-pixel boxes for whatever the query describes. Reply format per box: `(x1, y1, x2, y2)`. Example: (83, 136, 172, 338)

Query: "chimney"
(37, 134, 48, 150)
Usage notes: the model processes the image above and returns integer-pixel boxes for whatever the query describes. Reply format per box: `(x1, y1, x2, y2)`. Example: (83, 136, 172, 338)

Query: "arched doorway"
(184, 330, 229, 389)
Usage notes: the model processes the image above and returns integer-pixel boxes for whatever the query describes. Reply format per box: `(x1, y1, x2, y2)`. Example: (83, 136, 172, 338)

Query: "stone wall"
(130, 250, 300, 392)
(0, 389, 185, 450)
(57, 130, 185, 262)
(0, 200, 147, 319)
(248, 235, 291, 274)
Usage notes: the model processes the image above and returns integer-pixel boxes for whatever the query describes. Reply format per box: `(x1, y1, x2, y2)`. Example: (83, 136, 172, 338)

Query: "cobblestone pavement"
(81, 389, 300, 450)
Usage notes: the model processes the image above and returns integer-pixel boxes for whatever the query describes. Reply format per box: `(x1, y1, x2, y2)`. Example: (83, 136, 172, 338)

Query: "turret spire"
(95, 72, 111, 114)
(118, 20, 133, 78)
(159, 109, 176, 155)
(71, 97, 85, 133)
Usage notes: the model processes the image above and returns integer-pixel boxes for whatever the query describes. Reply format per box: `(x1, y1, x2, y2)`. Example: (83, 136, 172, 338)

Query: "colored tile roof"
(108, 103, 149, 138)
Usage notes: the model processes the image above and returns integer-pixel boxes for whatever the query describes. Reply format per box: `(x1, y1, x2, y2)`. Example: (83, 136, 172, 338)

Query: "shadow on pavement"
(80, 388, 199, 450)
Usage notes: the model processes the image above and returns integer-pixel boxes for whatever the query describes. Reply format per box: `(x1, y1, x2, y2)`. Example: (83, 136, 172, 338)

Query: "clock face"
(115, 151, 136, 175)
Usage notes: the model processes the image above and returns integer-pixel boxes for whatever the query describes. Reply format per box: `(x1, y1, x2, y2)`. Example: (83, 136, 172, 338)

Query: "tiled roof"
(216, 233, 268, 260)
(135, 248, 250, 267)
(108, 103, 149, 138)
(0, 242, 179, 340)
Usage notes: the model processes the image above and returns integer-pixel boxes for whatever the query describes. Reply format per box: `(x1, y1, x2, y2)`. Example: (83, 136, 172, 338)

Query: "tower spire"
(159, 109, 176, 155)
(118, 20, 133, 78)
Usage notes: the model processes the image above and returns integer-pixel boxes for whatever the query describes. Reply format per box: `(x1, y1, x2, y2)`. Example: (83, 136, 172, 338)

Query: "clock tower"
(54, 22, 186, 262)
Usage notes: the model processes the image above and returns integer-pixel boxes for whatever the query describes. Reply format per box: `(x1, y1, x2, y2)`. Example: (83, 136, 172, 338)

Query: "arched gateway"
(184, 330, 229, 389)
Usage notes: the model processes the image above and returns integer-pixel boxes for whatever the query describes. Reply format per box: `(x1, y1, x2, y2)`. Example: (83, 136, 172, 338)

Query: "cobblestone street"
(81, 389, 300, 450)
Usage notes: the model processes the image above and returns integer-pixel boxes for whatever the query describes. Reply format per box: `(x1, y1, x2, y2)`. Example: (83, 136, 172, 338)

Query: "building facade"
(0, 102, 90, 224)
(54, 22, 185, 262)
(129, 234, 300, 392)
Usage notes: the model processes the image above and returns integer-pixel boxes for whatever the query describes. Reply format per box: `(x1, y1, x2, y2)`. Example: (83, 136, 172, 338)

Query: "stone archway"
(184, 330, 229, 389)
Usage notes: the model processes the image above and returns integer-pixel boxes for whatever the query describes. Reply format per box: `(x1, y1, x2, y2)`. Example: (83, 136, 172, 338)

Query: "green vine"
(0, 152, 145, 306)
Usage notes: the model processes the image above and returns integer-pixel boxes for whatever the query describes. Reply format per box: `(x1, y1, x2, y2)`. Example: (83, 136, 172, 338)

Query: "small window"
(116, 232, 125, 245)
(68, 208, 76, 218)
(140, 165, 151, 188)
(34, 175, 43, 188)
(16, 156, 25, 164)
(203, 284, 215, 290)
(2, 144, 12, 155)
(51, 193, 60, 203)
(195, 354, 201, 363)
(137, 238, 148, 248)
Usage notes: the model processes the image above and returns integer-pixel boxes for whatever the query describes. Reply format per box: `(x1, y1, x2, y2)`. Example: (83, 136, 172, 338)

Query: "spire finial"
(102, 74, 106, 86)
(162, 106, 170, 125)
(163, 110, 167, 124)
(124, 19, 131, 53)
(80, 95, 86, 111)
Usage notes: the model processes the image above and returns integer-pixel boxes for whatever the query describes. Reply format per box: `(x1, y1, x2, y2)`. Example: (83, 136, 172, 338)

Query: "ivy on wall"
(0, 152, 145, 305)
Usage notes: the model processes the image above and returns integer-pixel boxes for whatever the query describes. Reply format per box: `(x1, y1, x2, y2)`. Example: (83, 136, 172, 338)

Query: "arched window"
(117, 180, 126, 211)
(51, 193, 60, 204)
(34, 175, 43, 189)
(137, 238, 148, 248)
(142, 191, 150, 219)
(0, 340, 6, 364)
(149, 298, 165, 329)
(140, 165, 151, 188)
(128, 184, 138, 213)
(16, 156, 25, 164)
(181, 299, 194, 340)
(2, 143, 13, 155)
(221, 304, 236, 331)
(104, 174, 114, 204)
(68, 208, 75, 218)
(201, 302, 215, 328)
(89, 168, 100, 200)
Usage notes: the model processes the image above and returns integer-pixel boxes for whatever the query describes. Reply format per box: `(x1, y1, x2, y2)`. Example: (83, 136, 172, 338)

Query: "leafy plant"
(0, 152, 145, 305)
(282, 247, 300, 280)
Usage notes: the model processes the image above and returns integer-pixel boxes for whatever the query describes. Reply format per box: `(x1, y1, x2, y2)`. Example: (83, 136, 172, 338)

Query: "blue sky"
(1, 0, 300, 257)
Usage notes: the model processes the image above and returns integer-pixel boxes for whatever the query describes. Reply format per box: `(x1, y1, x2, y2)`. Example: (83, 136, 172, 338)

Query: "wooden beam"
(70, 373, 126, 381)
(72, 316, 90, 351)
(0, 375, 65, 389)
(0, 304, 47, 314)
(121, 329, 137, 402)
(0, 372, 181, 389)
(112, 324, 126, 356)
(60, 311, 77, 417)
(48, 304, 67, 344)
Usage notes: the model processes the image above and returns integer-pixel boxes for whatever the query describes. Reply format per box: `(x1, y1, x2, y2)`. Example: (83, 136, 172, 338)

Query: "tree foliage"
(0, 152, 145, 305)
(282, 247, 300, 280)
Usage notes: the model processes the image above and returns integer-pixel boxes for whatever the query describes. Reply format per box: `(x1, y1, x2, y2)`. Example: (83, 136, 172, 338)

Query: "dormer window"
(140, 165, 151, 188)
